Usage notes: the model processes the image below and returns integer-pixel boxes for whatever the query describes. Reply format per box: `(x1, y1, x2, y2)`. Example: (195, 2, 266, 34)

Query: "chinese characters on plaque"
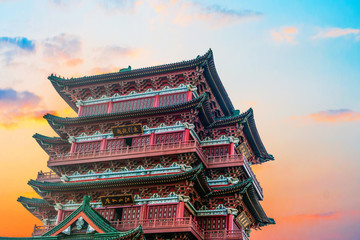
(111, 124, 143, 137)
(100, 195, 134, 207)
(235, 211, 252, 228)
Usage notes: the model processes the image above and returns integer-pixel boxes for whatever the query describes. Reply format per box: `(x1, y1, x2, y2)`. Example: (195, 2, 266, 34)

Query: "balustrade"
(36, 171, 60, 182)
(32, 224, 53, 236)
(204, 230, 245, 239)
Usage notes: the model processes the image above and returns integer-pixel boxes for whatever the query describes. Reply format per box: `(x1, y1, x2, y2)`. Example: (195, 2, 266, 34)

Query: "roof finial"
(83, 195, 91, 205)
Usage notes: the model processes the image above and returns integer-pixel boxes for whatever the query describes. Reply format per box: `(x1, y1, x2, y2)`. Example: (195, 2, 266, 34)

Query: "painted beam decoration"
(112, 124, 143, 137)
(100, 195, 134, 206)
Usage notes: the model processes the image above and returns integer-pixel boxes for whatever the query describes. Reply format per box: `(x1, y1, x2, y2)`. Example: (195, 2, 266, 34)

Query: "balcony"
(32, 224, 53, 236)
(36, 171, 60, 182)
(48, 141, 206, 167)
(110, 217, 204, 240)
(207, 154, 244, 168)
(204, 230, 248, 239)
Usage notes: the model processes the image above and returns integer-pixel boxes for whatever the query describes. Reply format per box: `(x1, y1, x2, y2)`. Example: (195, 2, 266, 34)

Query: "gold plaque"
(111, 124, 143, 137)
(100, 194, 134, 206)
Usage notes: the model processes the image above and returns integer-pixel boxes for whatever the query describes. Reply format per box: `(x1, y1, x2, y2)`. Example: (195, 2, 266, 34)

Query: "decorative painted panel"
(111, 97, 154, 113)
(132, 136, 150, 146)
(106, 139, 125, 150)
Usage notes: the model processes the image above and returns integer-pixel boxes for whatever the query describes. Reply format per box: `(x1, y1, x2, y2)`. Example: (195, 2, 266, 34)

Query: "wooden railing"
(204, 230, 244, 239)
(110, 217, 204, 239)
(32, 224, 53, 236)
(36, 171, 60, 182)
(49, 141, 200, 163)
(207, 154, 244, 168)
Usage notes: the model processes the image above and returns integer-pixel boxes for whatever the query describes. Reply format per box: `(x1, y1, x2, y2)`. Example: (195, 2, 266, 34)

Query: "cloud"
(0, 37, 35, 51)
(42, 33, 81, 60)
(66, 58, 83, 67)
(271, 27, 298, 43)
(90, 66, 122, 75)
(151, 0, 262, 28)
(314, 28, 360, 39)
(281, 211, 341, 223)
(98, 0, 141, 11)
(0, 88, 54, 129)
(292, 109, 360, 123)
(0, 36, 36, 64)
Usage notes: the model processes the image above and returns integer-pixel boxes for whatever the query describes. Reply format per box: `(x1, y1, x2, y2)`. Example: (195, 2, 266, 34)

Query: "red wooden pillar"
(229, 142, 235, 155)
(107, 101, 113, 113)
(56, 210, 63, 224)
(78, 106, 83, 116)
(149, 132, 155, 145)
(177, 202, 185, 218)
(140, 204, 148, 220)
(100, 138, 107, 151)
(186, 91, 193, 101)
(183, 129, 190, 142)
(227, 214, 234, 230)
(153, 95, 160, 107)
(70, 142, 76, 153)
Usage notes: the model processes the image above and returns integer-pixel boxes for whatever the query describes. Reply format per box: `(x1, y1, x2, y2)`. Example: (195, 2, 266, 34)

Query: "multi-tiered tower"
(17, 49, 274, 240)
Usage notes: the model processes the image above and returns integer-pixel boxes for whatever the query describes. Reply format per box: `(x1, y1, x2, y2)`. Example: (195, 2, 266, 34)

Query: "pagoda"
(14, 49, 274, 240)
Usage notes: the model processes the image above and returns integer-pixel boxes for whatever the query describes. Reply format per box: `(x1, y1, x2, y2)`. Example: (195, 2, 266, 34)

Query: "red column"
(78, 106, 83, 116)
(140, 204, 148, 220)
(229, 142, 235, 155)
(153, 95, 160, 107)
(177, 202, 185, 218)
(186, 91, 193, 101)
(100, 138, 107, 151)
(227, 214, 234, 230)
(70, 142, 76, 153)
(107, 101, 113, 113)
(183, 129, 190, 142)
(149, 133, 155, 145)
(56, 210, 63, 224)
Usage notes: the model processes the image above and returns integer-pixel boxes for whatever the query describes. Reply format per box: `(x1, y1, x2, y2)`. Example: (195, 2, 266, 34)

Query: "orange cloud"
(280, 211, 341, 223)
(90, 66, 123, 75)
(292, 109, 360, 123)
(314, 28, 360, 39)
(271, 27, 298, 43)
(66, 58, 83, 67)
(150, 0, 262, 28)
(0, 88, 59, 129)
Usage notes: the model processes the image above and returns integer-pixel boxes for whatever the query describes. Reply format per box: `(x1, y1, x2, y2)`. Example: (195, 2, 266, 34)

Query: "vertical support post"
(149, 132, 155, 145)
(229, 142, 235, 156)
(186, 91, 193, 101)
(100, 138, 107, 151)
(78, 106, 83, 116)
(227, 214, 234, 230)
(140, 204, 148, 220)
(183, 129, 190, 142)
(153, 95, 160, 107)
(177, 202, 184, 218)
(70, 142, 76, 154)
(107, 101, 113, 113)
(56, 210, 63, 224)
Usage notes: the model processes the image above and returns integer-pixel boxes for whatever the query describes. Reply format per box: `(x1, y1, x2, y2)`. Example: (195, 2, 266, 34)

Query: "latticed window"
(155, 132, 183, 144)
(198, 217, 227, 230)
(204, 146, 229, 156)
(122, 207, 141, 221)
(111, 97, 154, 113)
(97, 209, 115, 221)
(106, 139, 125, 150)
(158, 92, 187, 107)
(74, 141, 101, 153)
(132, 136, 150, 146)
(148, 205, 177, 219)
(81, 103, 107, 117)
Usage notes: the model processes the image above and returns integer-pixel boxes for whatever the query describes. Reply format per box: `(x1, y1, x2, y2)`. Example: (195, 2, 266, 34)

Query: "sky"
(0, 0, 359, 239)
